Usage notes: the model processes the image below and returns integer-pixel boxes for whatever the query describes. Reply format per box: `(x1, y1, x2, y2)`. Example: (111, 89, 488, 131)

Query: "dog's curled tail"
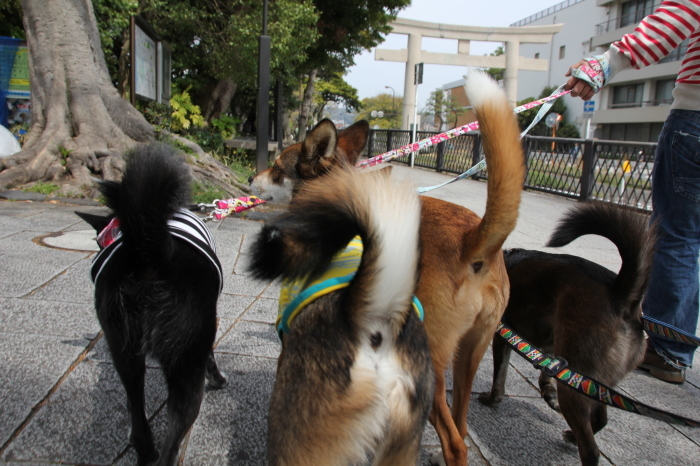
(249, 165, 422, 333)
(464, 71, 525, 260)
(546, 202, 655, 311)
(99, 143, 191, 257)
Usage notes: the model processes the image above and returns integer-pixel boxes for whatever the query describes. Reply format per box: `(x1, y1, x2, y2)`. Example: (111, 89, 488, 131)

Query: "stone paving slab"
(0, 333, 91, 448)
(1, 166, 699, 465)
(0, 230, 89, 298)
(2, 358, 167, 465)
(182, 354, 277, 465)
(24, 257, 94, 305)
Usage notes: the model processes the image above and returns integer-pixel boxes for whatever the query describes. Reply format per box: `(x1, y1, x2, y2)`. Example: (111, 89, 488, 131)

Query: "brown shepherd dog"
(250, 71, 524, 465)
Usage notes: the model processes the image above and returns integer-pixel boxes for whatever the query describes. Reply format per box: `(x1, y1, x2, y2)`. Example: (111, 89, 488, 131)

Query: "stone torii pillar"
(376, 18, 563, 130)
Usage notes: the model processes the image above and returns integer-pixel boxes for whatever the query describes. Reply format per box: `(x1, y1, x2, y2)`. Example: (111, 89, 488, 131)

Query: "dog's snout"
(248, 175, 254, 184)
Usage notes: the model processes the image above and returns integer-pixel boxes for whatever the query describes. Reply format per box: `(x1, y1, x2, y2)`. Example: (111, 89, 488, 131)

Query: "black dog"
(77, 144, 226, 465)
(479, 202, 655, 466)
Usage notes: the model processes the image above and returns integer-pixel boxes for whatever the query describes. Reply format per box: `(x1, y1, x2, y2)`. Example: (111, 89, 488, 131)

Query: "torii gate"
(375, 18, 563, 130)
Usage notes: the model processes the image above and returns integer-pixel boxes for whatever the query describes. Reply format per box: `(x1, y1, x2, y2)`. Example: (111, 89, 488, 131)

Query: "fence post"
(580, 139, 596, 201)
(387, 130, 393, 155)
(367, 130, 374, 158)
(436, 141, 445, 173)
(521, 135, 529, 184)
(470, 134, 482, 178)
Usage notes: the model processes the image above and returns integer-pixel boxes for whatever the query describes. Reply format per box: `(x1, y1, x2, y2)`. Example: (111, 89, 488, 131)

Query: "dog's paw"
(543, 394, 561, 412)
(476, 391, 502, 406)
(429, 448, 447, 466)
(562, 429, 577, 445)
(205, 371, 228, 390)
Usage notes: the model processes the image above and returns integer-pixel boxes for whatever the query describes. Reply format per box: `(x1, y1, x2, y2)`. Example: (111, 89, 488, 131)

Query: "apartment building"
(513, 0, 680, 142)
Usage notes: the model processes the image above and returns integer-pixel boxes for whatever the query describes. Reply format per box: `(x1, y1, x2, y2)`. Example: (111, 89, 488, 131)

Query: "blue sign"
(583, 100, 595, 113)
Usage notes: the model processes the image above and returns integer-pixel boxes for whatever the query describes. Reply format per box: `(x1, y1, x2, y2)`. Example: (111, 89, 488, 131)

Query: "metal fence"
(366, 129, 656, 211)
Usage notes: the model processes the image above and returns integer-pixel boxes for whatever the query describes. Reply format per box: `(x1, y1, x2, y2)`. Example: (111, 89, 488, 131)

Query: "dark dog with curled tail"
(479, 202, 656, 466)
(77, 144, 226, 465)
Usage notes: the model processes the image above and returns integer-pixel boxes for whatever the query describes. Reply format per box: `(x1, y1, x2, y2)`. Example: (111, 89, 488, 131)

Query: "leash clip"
(538, 355, 568, 377)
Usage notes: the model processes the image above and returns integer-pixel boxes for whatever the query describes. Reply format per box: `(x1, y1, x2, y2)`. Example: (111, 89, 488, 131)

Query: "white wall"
(515, 0, 610, 136)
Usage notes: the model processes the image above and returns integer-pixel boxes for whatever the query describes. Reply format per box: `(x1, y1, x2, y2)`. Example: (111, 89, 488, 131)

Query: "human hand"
(565, 60, 596, 101)
(564, 55, 609, 101)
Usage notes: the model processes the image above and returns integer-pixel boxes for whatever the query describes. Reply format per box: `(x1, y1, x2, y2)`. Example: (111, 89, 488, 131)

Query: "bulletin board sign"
(130, 16, 171, 105)
(131, 16, 158, 103)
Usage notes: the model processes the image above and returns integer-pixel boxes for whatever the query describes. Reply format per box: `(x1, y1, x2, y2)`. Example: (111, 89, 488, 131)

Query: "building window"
(602, 122, 664, 142)
(654, 78, 675, 105)
(620, 0, 657, 28)
(535, 53, 540, 59)
(612, 83, 644, 108)
(559, 45, 565, 59)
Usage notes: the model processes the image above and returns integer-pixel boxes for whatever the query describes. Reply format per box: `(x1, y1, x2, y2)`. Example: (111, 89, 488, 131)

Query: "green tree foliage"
(0, 0, 24, 39)
(304, 0, 411, 73)
(93, 0, 138, 86)
(355, 93, 402, 129)
(143, 0, 319, 90)
(424, 88, 466, 130)
(485, 44, 504, 82)
(169, 86, 205, 131)
(517, 86, 579, 138)
(314, 72, 361, 118)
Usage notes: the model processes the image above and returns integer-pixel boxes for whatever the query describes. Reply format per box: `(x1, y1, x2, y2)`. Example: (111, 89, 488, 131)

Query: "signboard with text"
(130, 16, 171, 105)
(134, 23, 157, 101)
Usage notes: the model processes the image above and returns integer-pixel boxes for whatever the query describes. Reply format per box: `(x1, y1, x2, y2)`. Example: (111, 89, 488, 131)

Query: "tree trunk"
(203, 78, 237, 123)
(296, 68, 317, 142)
(117, 29, 130, 99)
(0, 0, 154, 194)
(314, 102, 326, 123)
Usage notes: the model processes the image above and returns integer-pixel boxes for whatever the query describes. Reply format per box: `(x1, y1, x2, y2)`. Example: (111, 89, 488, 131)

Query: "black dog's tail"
(99, 143, 191, 259)
(546, 202, 656, 312)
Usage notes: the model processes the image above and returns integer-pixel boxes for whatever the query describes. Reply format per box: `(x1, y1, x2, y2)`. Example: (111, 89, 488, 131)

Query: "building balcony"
(592, 103, 671, 125)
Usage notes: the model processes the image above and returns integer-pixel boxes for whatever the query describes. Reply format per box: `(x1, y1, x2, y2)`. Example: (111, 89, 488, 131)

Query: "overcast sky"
(345, 0, 564, 108)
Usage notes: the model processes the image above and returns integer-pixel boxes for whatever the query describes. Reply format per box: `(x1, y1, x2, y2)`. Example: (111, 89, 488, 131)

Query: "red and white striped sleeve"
(611, 0, 700, 81)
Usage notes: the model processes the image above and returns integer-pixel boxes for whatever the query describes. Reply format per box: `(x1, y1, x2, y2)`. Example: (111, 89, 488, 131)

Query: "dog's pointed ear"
(337, 120, 369, 165)
(302, 119, 338, 163)
(75, 212, 112, 233)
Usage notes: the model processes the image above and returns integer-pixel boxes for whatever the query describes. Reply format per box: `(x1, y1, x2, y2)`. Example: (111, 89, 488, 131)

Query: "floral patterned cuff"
(569, 55, 610, 93)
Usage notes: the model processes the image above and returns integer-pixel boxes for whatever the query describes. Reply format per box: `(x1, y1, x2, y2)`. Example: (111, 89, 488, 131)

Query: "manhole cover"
(41, 230, 98, 252)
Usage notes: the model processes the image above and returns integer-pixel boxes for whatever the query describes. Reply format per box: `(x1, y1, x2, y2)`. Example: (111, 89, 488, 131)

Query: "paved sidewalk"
(0, 165, 698, 465)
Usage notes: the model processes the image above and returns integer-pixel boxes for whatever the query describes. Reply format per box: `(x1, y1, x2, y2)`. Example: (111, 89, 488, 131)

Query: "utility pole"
(256, 0, 271, 174)
(411, 63, 423, 168)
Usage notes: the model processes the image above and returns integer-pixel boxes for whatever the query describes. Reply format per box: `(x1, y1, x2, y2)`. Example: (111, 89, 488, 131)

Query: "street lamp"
(384, 85, 396, 114)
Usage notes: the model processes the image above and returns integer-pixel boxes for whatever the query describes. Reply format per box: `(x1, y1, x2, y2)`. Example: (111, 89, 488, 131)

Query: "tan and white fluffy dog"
(250, 71, 524, 465)
(250, 166, 434, 465)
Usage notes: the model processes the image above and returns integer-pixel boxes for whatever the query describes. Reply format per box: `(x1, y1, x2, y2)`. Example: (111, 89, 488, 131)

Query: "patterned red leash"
(191, 196, 266, 222)
(357, 88, 572, 169)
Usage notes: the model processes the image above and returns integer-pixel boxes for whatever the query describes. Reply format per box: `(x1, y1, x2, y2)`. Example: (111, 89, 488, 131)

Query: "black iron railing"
(366, 130, 656, 211)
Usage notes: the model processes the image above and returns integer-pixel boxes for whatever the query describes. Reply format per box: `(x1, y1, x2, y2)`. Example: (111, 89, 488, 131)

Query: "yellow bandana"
(277, 236, 424, 335)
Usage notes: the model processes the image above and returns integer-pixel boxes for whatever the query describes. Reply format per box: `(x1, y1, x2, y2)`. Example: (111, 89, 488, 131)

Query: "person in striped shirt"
(566, 0, 700, 384)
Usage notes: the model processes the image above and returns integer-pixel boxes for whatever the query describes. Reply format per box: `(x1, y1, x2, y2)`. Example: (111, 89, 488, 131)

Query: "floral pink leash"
(358, 86, 571, 193)
(196, 86, 570, 221)
(193, 196, 266, 222)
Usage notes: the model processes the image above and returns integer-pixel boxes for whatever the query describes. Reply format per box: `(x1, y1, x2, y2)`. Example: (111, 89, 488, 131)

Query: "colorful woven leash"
(191, 196, 266, 222)
(496, 322, 700, 427)
(643, 316, 700, 347)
